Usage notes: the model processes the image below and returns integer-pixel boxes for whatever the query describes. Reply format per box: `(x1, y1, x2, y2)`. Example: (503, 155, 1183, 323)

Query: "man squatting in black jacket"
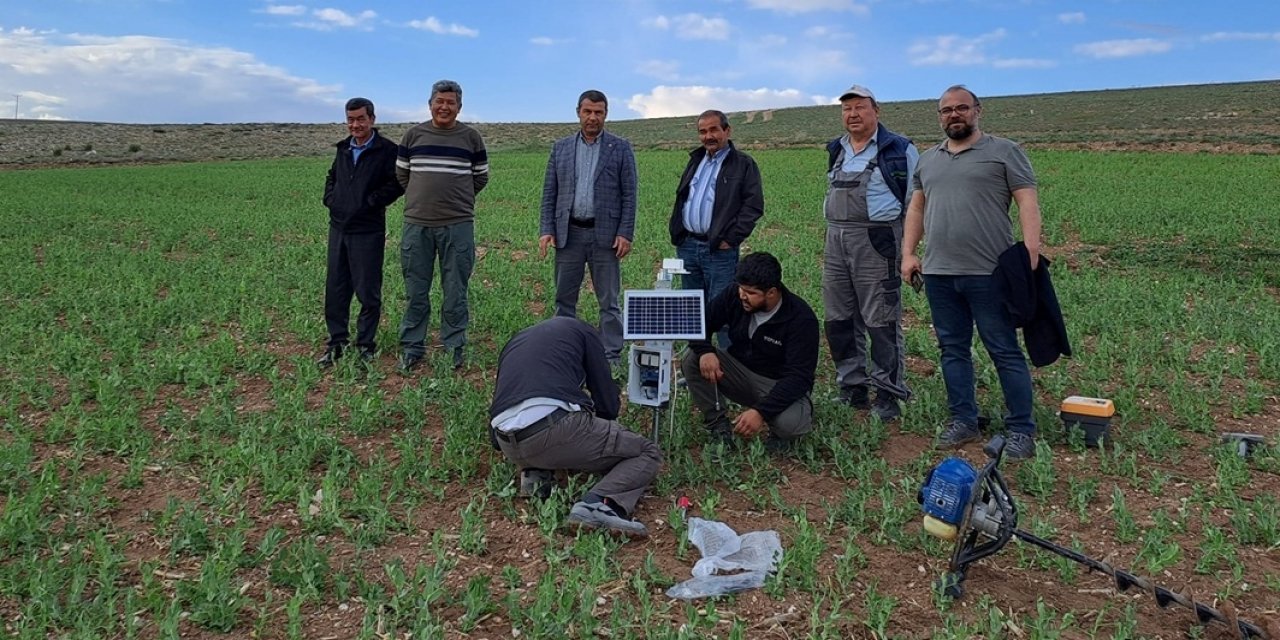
(318, 97, 405, 367)
(489, 317, 661, 537)
(681, 252, 820, 451)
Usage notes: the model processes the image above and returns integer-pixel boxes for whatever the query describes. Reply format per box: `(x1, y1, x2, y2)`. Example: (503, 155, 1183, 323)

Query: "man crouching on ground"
(681, 252, 819, 452)
(489, 317, 661, 537)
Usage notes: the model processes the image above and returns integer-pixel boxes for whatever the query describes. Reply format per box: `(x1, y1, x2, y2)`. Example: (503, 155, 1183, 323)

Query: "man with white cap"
(822, 84, 919, 422)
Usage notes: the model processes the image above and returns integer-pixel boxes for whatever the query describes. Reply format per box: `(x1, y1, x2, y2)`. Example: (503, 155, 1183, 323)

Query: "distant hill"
(1, 80, 1276, 167)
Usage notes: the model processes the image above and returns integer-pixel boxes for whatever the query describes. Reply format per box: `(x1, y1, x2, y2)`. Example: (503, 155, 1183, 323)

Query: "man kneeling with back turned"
(489, 317, 662, 537)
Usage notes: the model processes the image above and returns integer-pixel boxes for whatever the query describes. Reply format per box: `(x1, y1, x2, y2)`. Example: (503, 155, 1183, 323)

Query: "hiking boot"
(935, 420, 982, 450)
(870, 392, 902, 422)
(837, 385, 870, 410)
(397, 352, 422, 374)
(518, 468, 554, 500)
(568, 501, 649, 537)
(317, 346, 343, 368)
(1002, 432, 1040, 461)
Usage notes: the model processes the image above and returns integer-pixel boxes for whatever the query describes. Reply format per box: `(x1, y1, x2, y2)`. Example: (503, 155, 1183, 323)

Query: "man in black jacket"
(668, 110, 764, 346)
(681, 252, 819, 450)
(319, 97, 404, 367)
(489, 317, 661, 537)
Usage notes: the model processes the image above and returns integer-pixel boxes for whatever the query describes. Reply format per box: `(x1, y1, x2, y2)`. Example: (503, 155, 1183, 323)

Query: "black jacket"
(994, 242, 1072, 367)
(489, 317, 621, 421)
(668, 142, 764, 249)
(690, 284, 819, 420)
(323, 130, 404, 234)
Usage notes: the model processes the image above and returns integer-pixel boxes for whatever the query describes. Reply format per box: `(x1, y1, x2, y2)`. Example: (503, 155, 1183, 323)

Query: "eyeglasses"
(937, 104, 975, 116)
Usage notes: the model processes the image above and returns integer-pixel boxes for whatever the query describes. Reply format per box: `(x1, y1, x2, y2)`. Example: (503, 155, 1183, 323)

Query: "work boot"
(870, 392, 902, 422)
(837, 385, 870, 410)
(317, 345, 343, 368)
(1002, 432, 1040, 461)
(568, 501, 649, 537)
(518, 468, 554, 500)
(935, 420, 982, 449)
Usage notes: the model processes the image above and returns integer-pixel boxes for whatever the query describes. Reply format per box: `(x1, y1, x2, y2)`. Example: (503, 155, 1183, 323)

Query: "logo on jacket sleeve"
(763, 336, 782, 346)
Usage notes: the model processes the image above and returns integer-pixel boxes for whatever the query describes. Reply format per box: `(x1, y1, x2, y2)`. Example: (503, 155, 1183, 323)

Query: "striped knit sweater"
(396, 121, 489, 227)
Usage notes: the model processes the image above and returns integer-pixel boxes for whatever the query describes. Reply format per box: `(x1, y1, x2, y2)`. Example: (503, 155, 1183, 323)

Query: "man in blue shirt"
(319, 97, 404, 368)
(539, 91, 638, 367)
(822, 84, 919, 421)
(668, 110, 764, 347)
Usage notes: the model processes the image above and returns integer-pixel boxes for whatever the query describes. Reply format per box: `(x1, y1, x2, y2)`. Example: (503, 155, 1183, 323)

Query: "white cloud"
(1201, 31, 1280, 43)
(291, 8, 376, 31)
(644, 13, 730, 40)
(992, 57, 1057, 69)
(1073, 38, 1171, 59)
(260, 4, 306, 16)
(530, 36, 568, 46)
(636, 59, 682, 82)
(407, 16, 478, 37)
(758, 34, 787, 47)
(0, 28, 342, 122)
(1057, 12, 1086, 25)
(745, 0, 868, 15)
(909, 29, 1007, 66)
(627, 85, 821, 119)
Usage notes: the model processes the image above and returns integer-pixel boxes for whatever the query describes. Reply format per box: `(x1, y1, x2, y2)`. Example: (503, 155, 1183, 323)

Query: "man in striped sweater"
(396, 79, 490, 373)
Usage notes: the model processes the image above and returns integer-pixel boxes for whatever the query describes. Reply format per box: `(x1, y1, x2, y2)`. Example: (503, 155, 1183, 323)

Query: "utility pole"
(12, 94, 18, 119)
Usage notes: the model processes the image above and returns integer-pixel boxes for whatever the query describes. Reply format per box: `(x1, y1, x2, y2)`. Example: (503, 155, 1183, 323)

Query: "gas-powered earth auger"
(918, 436, 1273, 639)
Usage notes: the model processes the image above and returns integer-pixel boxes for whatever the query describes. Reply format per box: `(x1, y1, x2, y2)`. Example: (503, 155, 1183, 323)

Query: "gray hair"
(431, 79, 463, 104)
(698, 109, 729, 129)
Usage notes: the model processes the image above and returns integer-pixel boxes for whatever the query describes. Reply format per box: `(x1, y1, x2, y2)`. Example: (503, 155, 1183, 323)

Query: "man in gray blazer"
(539, 90, 639, 366)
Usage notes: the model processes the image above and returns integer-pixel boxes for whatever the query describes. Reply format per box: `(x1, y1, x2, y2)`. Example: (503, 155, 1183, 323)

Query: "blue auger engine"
(917, 436, 1273, 638)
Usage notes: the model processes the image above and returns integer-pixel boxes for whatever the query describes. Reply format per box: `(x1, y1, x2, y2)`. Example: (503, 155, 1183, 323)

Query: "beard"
(945, 122, 974, 140)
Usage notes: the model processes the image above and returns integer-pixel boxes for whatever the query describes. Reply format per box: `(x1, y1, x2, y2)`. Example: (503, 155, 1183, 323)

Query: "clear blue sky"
(1, 0, 1276, 124)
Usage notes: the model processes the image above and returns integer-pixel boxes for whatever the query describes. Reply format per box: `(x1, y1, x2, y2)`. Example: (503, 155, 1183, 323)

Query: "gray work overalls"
(821, 152, 910, 401)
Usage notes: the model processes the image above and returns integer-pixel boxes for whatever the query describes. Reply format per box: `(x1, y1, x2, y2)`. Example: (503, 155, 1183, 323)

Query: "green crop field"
(1, 148, 1278, 638)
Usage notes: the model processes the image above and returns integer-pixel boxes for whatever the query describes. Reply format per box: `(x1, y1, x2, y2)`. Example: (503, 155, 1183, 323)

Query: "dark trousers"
(495, 412, 661, 514)
(325, 227, 384, 350)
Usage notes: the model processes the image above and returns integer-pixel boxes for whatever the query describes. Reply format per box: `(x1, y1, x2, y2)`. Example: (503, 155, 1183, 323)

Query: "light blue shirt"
(838, 133, 919, 221)
(572, 132, 601, 220)
(681, 147, 727, 234)
(350, 132, 374, 165)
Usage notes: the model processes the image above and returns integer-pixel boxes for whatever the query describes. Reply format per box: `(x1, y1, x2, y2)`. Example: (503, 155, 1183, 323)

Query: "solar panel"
(623, 289, 706, 340)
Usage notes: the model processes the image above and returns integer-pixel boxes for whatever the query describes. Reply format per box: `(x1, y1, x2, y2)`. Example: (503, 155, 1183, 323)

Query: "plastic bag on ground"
(666, 517, 782, 600)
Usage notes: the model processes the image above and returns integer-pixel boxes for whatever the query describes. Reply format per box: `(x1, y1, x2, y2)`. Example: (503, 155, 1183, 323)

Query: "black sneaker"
(705, 418, 734, 445)
(935, 420, 982, 449)
(567, 501, 648, 537)
(518, 468, 554, 500)
(870, 392, 902, 422)
(763, 435, 794, 455)
(837, 385, 870, 410)
(1002, 432, 1040, 461)
(398, 353, 422, 374)
(357, 348, 377, 366)
(317, 346, 343, 368)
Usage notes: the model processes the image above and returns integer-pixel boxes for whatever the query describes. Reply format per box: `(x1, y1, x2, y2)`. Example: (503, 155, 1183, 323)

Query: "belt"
(569, 218, 595, 228)
(687, 232, 710, 242)
(494, 408, 569, 443)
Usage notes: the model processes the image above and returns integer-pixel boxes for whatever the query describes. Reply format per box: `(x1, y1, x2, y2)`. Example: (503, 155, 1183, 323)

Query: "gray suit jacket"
(539, 130, 638, 249)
